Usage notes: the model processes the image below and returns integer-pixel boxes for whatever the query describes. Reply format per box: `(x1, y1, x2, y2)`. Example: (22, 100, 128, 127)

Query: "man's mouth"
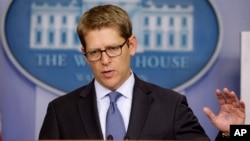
(102, 70, 114, 78)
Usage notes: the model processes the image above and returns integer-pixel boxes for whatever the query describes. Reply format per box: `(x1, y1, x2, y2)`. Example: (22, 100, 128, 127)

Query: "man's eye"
(89, 50, 100, 55)
(107, 47, 119, 51)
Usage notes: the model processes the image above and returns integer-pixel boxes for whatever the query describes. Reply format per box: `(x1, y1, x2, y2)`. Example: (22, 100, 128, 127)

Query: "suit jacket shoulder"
(126, 75, 210, 140)
(39, 80, 103, 139)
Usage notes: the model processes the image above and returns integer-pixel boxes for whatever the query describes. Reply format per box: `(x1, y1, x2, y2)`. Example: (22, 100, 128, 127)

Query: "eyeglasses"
(84, 39, 128, 62)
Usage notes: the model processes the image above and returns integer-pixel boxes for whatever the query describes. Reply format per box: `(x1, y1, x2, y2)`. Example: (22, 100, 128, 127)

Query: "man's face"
(83, 27, 137, 90)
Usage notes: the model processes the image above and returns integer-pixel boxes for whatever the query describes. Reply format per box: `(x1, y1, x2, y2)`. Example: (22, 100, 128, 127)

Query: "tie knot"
(108, 91, 122, 103)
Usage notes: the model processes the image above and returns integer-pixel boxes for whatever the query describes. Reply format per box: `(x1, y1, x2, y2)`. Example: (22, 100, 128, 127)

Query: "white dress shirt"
(95, 72, 135, 137)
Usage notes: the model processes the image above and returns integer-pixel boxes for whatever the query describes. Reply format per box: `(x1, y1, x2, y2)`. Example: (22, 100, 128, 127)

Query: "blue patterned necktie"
(106, 91, 126, 140)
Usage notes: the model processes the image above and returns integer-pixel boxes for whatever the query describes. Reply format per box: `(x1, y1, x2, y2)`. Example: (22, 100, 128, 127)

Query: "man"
(39, 4, 245, 140)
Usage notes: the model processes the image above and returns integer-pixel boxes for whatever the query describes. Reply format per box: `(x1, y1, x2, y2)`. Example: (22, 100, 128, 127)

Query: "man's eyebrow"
(91, 42, 122, 49)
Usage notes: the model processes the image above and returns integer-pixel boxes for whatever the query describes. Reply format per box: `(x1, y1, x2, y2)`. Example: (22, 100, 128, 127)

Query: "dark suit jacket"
(39, 75, 210, 140)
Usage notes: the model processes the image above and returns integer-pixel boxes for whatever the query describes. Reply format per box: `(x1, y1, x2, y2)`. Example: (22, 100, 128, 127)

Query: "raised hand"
(203, 88, 245, 135)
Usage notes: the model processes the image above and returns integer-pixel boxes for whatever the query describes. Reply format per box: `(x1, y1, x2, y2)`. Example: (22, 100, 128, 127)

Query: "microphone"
(107, 134, 113, 140)
(124, 135, 130, 140)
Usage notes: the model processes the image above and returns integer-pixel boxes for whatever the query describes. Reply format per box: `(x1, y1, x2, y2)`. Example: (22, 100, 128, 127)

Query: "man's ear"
(81, 46, 85, 53)
(128, 35, 137, 56)
(81, 46, 90, 64)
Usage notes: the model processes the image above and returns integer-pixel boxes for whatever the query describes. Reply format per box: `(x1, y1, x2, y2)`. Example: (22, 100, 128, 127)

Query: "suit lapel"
(75, 75, 154, 139)
(77, 81, 104, 139)
(126, 76, 154, 139)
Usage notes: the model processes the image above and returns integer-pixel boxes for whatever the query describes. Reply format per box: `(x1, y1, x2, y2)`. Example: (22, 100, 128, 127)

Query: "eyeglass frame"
(83, 39, 128, 62)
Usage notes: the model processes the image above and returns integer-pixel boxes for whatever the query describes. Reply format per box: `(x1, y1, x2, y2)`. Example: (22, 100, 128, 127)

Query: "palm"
(203, 88, 245, 133)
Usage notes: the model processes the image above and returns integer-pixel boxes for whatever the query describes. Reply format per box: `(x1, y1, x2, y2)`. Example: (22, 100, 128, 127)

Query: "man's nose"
(100, 51, 111, 64)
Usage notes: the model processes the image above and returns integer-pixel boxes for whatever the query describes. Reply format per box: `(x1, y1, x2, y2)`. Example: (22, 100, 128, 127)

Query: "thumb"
(203, 107, 216, 121)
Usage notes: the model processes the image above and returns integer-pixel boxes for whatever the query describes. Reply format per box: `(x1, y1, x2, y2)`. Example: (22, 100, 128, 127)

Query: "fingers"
(216, 88, 241, 108)
(223, 88, 240, 107)
(215, 89, 227, 106)
(239, 100, 246, 113)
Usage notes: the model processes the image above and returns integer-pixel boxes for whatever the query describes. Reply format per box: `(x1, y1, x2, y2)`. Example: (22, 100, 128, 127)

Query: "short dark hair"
(77, 4, 132, 52)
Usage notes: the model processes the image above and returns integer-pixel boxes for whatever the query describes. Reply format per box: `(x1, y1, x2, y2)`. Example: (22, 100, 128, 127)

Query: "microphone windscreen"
(107, 134, 113, 140)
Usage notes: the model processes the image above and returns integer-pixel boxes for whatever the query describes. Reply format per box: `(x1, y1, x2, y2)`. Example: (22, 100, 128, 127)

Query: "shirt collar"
(95, 71, 135, 100)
